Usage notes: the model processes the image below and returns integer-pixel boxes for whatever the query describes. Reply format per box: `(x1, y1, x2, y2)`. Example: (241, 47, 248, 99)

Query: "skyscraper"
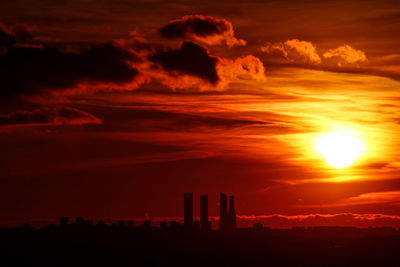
(200, 194, 208, 231)
(184, 192, 193, 229)
(219, 193, 228, 230)
(228, 195, 237, 229)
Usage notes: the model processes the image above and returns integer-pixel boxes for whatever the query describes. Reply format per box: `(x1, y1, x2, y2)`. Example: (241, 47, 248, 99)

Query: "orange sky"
(0, 0, 399, 228)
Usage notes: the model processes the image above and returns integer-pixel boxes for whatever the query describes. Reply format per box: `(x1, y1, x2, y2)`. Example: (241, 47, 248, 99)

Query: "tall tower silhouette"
(219, 193, 228, 230)
(228, 195, 237, 229)
(184, 192, 193, 229)
(200, 194, 208, 231)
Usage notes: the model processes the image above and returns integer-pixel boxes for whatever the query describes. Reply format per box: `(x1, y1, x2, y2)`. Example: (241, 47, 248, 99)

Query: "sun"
(315, 130, 365, 168)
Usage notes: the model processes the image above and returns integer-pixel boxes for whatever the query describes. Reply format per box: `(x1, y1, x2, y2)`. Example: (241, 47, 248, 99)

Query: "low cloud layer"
(109, 213, 400, 229)
(236, 213, 400, 228)
(159, 15, 246, 47)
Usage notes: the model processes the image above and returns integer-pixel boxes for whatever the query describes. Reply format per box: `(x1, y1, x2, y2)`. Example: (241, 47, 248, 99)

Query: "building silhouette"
(127, 220, 134, 228)
(160, 221, 168, 229)
(170, 220, 179, 230)
(60, 217, 69, 227)
(219, 193, 228, 230)
(144, 220, 151, 228)
(200, 194, 208, 231)
(193, 221, 200, 231)
(96, 221, 105, 227)
(118, 220, 125, 229)
(228, 195, 237, 229)
(76, 217, 84, 224)
(184, 192, 193, 229)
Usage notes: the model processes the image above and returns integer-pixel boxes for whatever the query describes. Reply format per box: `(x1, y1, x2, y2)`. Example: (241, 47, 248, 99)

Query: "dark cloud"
(0, 43, 140, 98)
(160, 15, 229, 38)
(159, 15, 246, 47)
(0, 20, 264, 98)
(0, 105, 101, 126)
(0, 23, 34, 48)
(149, 41, 220, 85)
(0, 24, 16, 48)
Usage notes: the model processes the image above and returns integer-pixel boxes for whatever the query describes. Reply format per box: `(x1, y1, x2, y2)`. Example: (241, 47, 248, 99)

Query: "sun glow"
(315, 130, 365, 168)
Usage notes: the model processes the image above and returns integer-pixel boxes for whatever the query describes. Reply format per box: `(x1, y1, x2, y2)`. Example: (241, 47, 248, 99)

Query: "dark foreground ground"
(1, 225, 400, 266)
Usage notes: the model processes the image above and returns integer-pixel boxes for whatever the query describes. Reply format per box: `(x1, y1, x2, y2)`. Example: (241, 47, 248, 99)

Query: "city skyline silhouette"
(2, 192, 400, 266)
(1, 0, 400, 265)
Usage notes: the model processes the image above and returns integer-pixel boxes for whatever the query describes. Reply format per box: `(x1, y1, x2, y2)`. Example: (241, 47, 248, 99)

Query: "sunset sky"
(1, 0, 400, 228)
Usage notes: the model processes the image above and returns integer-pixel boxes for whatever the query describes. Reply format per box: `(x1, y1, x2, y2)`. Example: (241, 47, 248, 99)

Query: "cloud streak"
(298, 190, 400, 208)
(0, 106, 101, 127)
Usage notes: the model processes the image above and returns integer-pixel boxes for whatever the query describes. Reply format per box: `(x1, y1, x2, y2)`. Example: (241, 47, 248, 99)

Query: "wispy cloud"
(0, 105, 101, 128)
(298, 190, 400, 208)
